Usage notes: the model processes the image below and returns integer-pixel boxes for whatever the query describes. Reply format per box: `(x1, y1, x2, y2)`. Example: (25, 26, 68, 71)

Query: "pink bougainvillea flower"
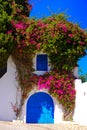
(61, 25, 67, 32)
(11, 21, 26, 30)
(6, 30, 13, 34)
(36, 43, 41, 50)
(79, 41, 85, 45)
(57, 90, 63, 95)
(68, 33, 73, 38)
(15, 22, 26, 29)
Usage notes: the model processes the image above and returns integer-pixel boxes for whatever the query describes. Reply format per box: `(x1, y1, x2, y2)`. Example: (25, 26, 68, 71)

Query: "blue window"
(36, 54, 48, 71)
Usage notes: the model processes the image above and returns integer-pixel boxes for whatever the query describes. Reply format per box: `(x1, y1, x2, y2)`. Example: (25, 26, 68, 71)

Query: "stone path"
(0, 121, 87, 130)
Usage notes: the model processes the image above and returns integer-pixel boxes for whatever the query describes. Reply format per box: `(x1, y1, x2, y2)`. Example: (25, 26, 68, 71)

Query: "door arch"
(26, 92, 54, 123)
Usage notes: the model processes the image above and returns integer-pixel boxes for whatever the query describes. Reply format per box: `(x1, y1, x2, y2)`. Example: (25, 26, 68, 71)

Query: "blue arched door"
(26, 92, 54, 123)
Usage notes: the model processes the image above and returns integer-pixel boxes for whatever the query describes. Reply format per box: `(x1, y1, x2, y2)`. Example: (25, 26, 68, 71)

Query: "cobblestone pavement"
(0, 121, 87, 130)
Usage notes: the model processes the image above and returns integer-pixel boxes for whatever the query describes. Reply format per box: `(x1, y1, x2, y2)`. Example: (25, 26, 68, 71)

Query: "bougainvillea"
(11, 14, 87, 71)
(11, 13, 87, 118)
(0, 0, 32, 68)
(1, 1, 87, 119)
(37, 71, 75, 112)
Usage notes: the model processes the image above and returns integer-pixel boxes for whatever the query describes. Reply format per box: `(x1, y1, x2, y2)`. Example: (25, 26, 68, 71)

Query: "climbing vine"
(0, 0, 87, 119)
(11, 14, 87, 118)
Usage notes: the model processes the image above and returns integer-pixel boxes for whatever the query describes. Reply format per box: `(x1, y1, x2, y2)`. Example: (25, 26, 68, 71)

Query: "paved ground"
(0, 121, 87, 130)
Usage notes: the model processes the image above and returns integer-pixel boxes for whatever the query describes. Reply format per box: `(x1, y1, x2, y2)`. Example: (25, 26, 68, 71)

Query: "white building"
(0, 56, 63, 123)
(0, 55, 87, 125)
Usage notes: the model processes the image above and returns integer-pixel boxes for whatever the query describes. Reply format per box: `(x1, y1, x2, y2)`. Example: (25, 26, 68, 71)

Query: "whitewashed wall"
(0, 56, 64, 123)
(73, 79, 87, 125)
(21, 53, 64, 123)
(0, 56, 87, 125)
(0, 57, 21, 121)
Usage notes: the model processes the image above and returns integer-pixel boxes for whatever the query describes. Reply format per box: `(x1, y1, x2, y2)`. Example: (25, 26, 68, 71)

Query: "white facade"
(73, 79, 87, 125)
(0, 57, 21, 121)
(73, 66, 79, 78)
(0, 56, 87, 125)
(0, 56, 63, 123)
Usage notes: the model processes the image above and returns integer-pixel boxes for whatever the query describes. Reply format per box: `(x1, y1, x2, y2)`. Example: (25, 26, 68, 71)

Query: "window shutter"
(36, 54, 48, 71)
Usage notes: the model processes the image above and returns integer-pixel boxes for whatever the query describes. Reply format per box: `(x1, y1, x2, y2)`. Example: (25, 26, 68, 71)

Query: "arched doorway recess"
(26, 92, 54, 123)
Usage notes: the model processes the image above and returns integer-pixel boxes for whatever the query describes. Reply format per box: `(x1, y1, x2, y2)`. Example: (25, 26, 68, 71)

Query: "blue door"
(26, 92, 54, 123)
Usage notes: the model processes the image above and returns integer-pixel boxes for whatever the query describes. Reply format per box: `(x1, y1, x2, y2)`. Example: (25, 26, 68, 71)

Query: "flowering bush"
(0, 0, 32, 68)
(1, 1, 87, 118)
(0, 0, 16, 67)
(12, 14, 87, 71)
(37, 71, 75, 112)
(11, 13, 87, 116)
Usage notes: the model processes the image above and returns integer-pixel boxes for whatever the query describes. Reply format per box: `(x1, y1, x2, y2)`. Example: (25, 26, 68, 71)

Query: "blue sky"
(29, 0, 87, 76)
